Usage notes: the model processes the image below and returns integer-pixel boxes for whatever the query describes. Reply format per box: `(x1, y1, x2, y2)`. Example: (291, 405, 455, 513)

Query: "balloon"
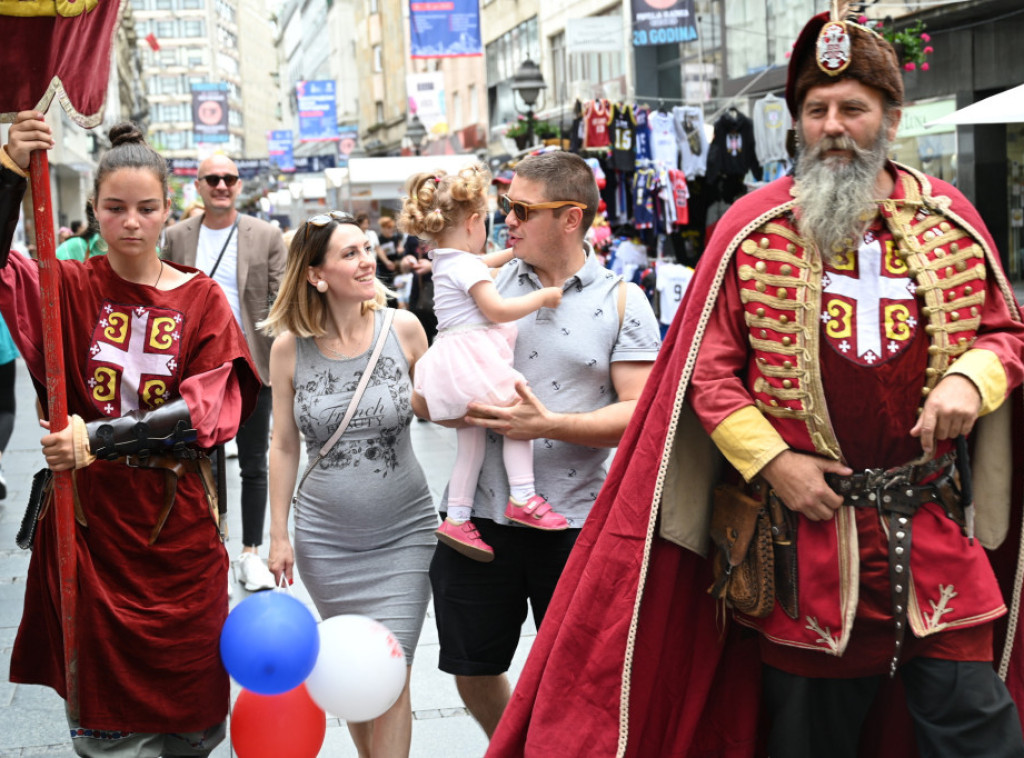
(231, 684, 325, 758)
(305, 614, 408, 722)
(220, 591, 320, 695)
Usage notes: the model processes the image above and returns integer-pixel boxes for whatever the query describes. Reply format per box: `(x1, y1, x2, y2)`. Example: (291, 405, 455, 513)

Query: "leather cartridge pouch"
(708, 483, 775, 618)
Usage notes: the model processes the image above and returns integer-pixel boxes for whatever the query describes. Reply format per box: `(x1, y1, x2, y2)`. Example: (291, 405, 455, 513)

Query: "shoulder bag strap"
(292, 308, 396, 500)
(206, 217, 239, 279)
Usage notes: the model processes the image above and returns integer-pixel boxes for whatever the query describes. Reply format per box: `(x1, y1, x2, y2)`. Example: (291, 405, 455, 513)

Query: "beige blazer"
(163, 213, 287, 384)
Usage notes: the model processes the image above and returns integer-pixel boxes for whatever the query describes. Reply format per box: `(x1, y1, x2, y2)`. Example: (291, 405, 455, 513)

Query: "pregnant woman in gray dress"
(262, 211, 436, 758)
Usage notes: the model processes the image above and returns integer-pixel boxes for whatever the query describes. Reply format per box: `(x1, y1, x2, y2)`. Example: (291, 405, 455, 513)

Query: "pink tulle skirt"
(414, 322, 524, 420)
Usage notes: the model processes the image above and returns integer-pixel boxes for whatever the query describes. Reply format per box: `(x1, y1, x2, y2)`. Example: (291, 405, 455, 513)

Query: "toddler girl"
(400, 164, 567, 562)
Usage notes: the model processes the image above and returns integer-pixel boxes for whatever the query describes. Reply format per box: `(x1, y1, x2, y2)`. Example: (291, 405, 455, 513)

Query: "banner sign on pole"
(0, 0, 122, 126)
(267, 130, 295, 172)
(566, 17, 624, 54)
(409, 0, 482, 58)
(192, 83, 230, 143)
(406, 73, 449, 135)
(297, 80, 340, 142)
(631, 0, 698, 47)
(337, 126, 359, 168)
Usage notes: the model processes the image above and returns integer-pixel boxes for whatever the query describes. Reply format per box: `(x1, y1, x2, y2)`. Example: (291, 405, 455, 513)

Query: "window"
(155, 0, 172, 9)
(375, 101, 384, 124)
(468, 84, 478, 125)
(369, 0, 378, 13)
(156, 21, 174, 37)
(725, 0, 815, 79)
(185, 19, 206, 38)
(373, 45, 382, 72)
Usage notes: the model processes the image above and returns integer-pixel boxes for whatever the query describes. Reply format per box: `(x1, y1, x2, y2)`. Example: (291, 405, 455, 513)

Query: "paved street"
(0, 361, 533, 757)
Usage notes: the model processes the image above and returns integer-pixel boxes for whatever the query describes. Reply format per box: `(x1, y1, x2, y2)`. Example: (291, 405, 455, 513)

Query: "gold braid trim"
(756, 401, 812, 420)
(749, 337, 800, 356)
(746, 315, 803, 333)
(761, 222, 805, 248)
(759, 362, 805, 379)
(754, 377, 805, 401)
(740, 289, 814, 312)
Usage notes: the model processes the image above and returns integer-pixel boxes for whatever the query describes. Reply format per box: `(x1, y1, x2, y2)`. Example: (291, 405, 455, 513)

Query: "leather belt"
(122, 452, 220, 544)
(824, 451, 958, 676)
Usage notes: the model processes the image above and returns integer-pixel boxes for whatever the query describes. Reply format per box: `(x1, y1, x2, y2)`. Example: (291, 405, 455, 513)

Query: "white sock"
(510, 485, 535, 503)
(447, 506, 472, 522)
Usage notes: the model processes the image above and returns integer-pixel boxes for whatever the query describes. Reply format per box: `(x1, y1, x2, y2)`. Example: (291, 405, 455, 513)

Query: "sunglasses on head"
(199, 173, 240, 188)
(304, 210, 356, 241)
(498, 194, 587, 222)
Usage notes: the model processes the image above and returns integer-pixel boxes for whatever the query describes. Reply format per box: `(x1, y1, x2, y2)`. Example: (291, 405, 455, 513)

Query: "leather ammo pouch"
(708, 483, 775, 618)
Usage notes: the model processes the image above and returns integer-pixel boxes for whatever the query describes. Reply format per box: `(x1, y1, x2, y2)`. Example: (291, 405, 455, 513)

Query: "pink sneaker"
(504, 496, 569, 531)
(436, 518, 495, 563)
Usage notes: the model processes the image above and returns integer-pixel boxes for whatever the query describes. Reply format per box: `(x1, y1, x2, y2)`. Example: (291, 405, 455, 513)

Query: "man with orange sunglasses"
(417, 150, 660, 739)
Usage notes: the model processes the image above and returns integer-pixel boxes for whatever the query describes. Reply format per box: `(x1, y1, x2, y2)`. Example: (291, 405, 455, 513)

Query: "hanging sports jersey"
(632, 168, 658, 229)
(753, 93, 792, 165)
(667, 169, 690, 226)
(569, 99, 585, 153)
(610, 103, 637, 172)
(655, 262, 695, 326)
(648, 110, 678, 171)
(673, 105, 709, 179)
(584, 99, 611, 149)
(634, 105, 652, 162)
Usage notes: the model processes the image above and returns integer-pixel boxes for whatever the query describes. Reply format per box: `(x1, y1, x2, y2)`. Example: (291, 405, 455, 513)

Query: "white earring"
(316, 279, 328, 293)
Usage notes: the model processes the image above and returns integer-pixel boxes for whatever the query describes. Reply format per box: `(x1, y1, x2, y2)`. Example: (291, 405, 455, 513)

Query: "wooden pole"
(28, 149, 78, 720)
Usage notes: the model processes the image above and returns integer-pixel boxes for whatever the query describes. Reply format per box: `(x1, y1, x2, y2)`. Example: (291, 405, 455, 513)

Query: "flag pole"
(28, 149, 78, 721)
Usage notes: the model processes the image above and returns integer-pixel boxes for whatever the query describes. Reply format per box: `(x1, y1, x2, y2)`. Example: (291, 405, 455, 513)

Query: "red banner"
(0, 0, 124, 127)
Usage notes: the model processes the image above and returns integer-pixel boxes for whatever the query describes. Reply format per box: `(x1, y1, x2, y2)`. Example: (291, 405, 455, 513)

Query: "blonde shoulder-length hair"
(259, 213, 392, 338)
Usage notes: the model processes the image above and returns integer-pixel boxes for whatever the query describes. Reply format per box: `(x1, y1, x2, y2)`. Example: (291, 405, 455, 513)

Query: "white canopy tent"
(927, 83, 1024, 126)
(325, 155, 484, 210)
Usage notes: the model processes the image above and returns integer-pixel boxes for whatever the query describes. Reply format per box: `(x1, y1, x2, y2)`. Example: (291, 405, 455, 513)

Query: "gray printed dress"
(292, 309, 437, 660)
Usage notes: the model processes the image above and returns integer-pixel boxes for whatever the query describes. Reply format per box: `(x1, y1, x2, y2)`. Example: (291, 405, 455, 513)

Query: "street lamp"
(406, 114, 427, 156)
(511, 58, 547, 149)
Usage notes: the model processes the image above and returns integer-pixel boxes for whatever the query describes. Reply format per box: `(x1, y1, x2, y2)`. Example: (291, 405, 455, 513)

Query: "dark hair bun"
(108, 122, 146, 148)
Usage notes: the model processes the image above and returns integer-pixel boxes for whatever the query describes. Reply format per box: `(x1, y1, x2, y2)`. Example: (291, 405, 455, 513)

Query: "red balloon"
(231, 684, 326, 758)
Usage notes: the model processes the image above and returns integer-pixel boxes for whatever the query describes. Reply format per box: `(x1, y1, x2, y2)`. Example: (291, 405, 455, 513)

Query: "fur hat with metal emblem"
(785, 0, 904, 119)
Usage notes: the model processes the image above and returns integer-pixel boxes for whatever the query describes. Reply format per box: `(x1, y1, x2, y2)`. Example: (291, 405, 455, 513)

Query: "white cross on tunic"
(823, 238, 915, 360)
(92, 309, 175, 415)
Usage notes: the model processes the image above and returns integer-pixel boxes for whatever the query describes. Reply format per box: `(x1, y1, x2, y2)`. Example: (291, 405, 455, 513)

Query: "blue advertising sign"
(409, 0, 482, 59)
(296, 80, 339, 142)
(631, 0, 698, 47)
(267, 130, 295, 172)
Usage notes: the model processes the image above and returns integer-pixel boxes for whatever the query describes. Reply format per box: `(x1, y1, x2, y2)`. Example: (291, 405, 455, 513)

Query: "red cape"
(487, 173, 1024, 758)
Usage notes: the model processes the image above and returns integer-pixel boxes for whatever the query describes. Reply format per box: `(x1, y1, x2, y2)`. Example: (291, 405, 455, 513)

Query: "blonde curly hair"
(397, 163, 490, 242)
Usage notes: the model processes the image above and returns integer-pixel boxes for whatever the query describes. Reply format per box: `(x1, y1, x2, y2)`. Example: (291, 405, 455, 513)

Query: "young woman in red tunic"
(0, 112, 259, 757)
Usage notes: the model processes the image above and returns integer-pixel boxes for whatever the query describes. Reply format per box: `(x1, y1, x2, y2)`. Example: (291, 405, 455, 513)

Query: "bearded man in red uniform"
(486, 7, 1024, 758)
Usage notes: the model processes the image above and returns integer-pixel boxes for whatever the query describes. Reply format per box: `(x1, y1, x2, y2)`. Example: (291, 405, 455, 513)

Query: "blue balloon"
(220, 591, 320, 695)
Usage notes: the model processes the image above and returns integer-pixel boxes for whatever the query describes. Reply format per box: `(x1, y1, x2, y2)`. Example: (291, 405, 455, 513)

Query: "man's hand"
(465, 381, 554, 441)
(5, 111, 53, 170)
(910, 374, 982, 457)
(760, 450, 853, 521)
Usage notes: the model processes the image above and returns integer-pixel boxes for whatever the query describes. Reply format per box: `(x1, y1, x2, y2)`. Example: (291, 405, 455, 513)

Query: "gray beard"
(794, 128, 890, 263)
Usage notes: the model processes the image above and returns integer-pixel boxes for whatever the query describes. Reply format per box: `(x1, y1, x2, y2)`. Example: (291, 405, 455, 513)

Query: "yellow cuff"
(710, 405, 790, 482)
(944, 348, 1006, 416)
(0, 146, 28, 178)
(72, 415, 96, 469)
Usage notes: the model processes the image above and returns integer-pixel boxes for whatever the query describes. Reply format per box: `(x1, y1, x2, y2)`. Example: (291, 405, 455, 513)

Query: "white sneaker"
(225, 439, 239, 459)
(235, 552, 276, 592)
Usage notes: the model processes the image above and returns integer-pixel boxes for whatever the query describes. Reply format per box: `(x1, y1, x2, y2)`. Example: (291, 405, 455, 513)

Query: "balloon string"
(274, 571, 291, 594)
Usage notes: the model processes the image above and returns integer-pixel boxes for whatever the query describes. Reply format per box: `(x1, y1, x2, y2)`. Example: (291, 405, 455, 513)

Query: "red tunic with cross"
(1, 252, 258, 732)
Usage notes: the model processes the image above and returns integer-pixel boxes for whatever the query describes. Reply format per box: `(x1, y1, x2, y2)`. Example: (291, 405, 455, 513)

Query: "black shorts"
(429, 518, 580, 676)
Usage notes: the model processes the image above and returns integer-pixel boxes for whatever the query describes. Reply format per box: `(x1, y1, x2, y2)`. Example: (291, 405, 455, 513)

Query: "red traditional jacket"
(487, 165, 1024, 758)
(687, 167, 1024, 662)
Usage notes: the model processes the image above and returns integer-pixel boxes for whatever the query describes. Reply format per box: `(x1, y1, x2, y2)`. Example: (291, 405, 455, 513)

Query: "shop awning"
(927, 84, 1024, 126)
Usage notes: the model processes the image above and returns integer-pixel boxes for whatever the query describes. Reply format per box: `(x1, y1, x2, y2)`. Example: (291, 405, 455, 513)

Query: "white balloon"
(304, 614, 407, 722)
